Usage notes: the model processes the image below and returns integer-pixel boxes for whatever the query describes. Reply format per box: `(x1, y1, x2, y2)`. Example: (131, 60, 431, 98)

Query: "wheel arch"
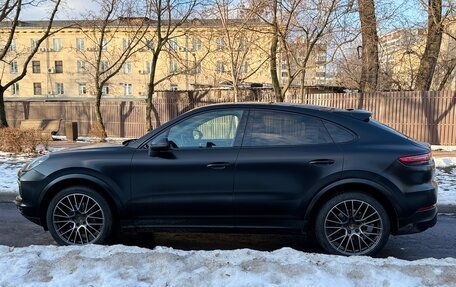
(39, 175, 121, 230)
(305, 179, 400, 234)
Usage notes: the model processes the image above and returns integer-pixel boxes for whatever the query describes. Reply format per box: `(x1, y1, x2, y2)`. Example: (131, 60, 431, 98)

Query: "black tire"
(315, 192, 390, 256)
(46, 186, 113, 245)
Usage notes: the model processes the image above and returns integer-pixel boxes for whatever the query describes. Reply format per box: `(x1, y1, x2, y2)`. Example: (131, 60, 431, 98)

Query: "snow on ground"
(0, 149, 455, 206)
(0, 244, 455, 287)
(432, 145, 456, 152)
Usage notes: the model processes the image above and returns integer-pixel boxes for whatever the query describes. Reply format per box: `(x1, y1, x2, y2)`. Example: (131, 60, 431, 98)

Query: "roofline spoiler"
(335, 109, 372, 122)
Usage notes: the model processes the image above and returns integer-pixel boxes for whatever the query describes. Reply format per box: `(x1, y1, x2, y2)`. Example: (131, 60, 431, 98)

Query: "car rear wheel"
(46, 186, 113, 245)
(315, 192, 390, 256)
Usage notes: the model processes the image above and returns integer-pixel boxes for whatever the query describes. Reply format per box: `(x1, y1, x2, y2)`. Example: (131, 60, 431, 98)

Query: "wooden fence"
(5, 89, 456, 145)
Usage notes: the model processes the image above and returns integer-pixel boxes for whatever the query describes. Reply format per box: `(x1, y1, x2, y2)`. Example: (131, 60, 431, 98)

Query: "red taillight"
(399, 153, 431, 164)
(418, 204, 436, 211)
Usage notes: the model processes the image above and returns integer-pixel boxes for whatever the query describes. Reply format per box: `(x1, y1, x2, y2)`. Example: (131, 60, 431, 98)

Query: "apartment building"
(0, 18, 329, 98)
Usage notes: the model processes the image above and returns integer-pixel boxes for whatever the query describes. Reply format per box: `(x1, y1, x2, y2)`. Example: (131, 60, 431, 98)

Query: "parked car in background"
(15, 103, 437, 256)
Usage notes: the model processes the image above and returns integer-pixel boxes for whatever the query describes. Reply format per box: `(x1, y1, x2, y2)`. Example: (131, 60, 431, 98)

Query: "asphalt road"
(1, 202, 454, 260)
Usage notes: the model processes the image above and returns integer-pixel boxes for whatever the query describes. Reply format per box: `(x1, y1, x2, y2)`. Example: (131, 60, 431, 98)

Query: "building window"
(145, 39, 154, 50)
(145, 61, 151, 74)
(169, 59, 178, 73)
(56, 83, 64, 95)
(193, 61, 201, 74)
(193, 37, 201, 51)
(53, 38, 62, 51)
(100, 60, 108, 72)
(11, 83, 19, 95)
(216, 61, 225, 73)
(240, 61, 248, 73)
(239, 37, 247, 51)
(169, 39, 178, 51)
(78, 83, 87, 95)
(216, 38, 225, 50)
(76, 38, 84, 51)
(102, 85, 109, 95)
(32, 61, 40, 73)
(170, 84, 178, 91)
(77, 60, 86, 73)
(10, 61, 18, 73)
(102, 39, 108, 51)
(9, 39, 16, 52)
(124, 83, 132, 96)
(122, 38, 130, 51)
(33, 83, 42, 95)
(54, 61, 63, 73)
(123, 61, 131, 74)
(31, 39, 39, 50)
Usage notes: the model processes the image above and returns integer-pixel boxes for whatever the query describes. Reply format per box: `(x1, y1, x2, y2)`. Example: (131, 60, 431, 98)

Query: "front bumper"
(15, 194, 42, 226)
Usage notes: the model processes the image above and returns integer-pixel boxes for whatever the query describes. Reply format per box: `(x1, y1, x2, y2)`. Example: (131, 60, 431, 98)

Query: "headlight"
(24, 155, 49, 171)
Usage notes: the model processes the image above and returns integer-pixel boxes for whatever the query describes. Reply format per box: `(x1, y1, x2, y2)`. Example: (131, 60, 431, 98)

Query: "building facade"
(0, 18, 329, 98)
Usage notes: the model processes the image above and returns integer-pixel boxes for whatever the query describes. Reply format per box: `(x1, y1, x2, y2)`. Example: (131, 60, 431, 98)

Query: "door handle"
(206, 162, 230, 170)
(308, 159, 335, 166)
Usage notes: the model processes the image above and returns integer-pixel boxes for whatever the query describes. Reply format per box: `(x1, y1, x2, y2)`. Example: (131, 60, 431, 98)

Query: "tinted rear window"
(324, 122, 355, 143)
(243, 110, 332, 146)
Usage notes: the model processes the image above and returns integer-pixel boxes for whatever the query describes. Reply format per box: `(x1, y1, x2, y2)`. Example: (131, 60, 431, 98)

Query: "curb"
(0, 192, 17, 203)
(1, 192, 455, 213)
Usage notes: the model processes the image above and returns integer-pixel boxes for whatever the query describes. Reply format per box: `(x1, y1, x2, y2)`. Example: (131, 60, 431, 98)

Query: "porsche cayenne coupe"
(15, 103, 437, 256)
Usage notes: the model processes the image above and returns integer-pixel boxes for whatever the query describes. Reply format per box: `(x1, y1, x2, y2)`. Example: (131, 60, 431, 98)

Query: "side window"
(149, 110, 244, 149)
(243, 110, 332, 147)
(324, 122, 355, 143)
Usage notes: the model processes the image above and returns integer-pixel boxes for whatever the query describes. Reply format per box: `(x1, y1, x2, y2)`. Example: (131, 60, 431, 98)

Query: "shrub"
(0, 127, 51, 154)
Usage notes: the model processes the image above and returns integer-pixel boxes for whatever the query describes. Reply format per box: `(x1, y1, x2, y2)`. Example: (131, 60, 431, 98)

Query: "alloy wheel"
(52, 193, 105, 244)
(324, 199, 383, 255)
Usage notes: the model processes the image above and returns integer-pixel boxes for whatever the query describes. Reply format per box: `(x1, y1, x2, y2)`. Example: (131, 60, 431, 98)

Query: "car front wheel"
(46, 186, 113, 245)
(315, 192, 390, 256)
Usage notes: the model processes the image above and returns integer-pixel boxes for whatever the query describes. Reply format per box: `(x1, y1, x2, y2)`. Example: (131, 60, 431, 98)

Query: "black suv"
(15, 103, 437, 256)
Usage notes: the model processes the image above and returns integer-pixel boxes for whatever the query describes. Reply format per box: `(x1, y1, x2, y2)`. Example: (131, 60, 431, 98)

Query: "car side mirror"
(149, 137, 170, 155)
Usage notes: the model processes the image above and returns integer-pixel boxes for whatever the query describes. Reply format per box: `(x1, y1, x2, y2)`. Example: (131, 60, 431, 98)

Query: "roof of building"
(0, 18, 266, 29)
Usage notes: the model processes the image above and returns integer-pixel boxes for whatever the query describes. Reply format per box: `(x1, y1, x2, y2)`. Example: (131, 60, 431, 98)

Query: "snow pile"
(0, 244, 455, 287)
(0, 152, 30, 193)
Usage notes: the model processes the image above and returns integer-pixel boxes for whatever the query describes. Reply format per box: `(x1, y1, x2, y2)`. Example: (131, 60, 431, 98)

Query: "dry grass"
(88, 123, 107, 142)
(0, 128, 51, 153)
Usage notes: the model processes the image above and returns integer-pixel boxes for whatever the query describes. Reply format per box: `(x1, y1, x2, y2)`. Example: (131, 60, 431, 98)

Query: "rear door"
(233, 109, 343, 229)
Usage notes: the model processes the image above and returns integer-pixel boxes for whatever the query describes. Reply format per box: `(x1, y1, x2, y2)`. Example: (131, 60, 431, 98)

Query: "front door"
(131, 109, 247, 227)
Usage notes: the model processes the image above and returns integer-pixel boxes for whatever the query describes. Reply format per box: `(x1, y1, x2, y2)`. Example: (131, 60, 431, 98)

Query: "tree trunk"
(299, 68, 307, 103)
(415, 0, 442, 91)
(438, 61, 456, 90)
(270, 0, 282, 102)
(358, 0, 379, 93)
(146, 55, 159, 131)
(0, 88, 8, 128)
(94, 89, 107, 139)
(146, 82, 154, 131)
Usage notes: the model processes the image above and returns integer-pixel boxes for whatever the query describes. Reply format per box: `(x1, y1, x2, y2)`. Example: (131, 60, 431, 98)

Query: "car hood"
(51, 143, 125, 155)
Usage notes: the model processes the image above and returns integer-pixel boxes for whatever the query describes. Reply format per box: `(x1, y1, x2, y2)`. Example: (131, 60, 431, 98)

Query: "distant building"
(0, 18, 329, 98)
(378, 17, 456, 91)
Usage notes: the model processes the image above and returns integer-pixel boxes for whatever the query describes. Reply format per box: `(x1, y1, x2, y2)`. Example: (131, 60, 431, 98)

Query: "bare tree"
(77, 0, 149, 138)
(434, 11, 456, 90)
(358, 0, 379, 93)
(144, 0, 199, 131)
(0, 0, 62, 128)
(211, 0, 270, 103)
(414, 0, 443, 91)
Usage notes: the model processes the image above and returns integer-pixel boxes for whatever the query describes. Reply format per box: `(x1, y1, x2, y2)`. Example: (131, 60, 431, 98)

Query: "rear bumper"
(396, 205, 438, 235)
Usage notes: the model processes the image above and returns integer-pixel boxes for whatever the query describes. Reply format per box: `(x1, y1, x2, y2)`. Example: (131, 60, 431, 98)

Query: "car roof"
(197, 102, 336, 112)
